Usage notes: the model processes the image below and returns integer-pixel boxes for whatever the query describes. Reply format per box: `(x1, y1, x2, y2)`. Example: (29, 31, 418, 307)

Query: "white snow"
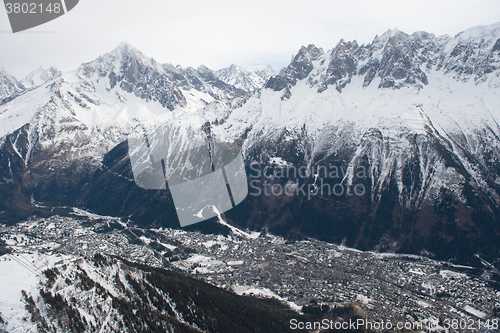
(157, 241, 177, 251)
(409, 269, 426, 276)
(232, 284, 301, 312)
(139, 236, 152, 244)
(208, 205, 261, 239)
(439, 270, 467, 279)
(356, 294, 372, 304)
(173, 254, 226, 274)
(0, 80, 53, 138)
(416, 300, 433, 308)
(464, 305, 487, 319)
(0, 252, 70, 333)
(269, 156, 290, 167)
(202, 240, 218, 248)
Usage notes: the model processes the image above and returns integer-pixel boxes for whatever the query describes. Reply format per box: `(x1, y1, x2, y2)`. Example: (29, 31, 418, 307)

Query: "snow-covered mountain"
(0, 67, 25, 104)
(0, 41, 249, 164)
(216, 64, 277, 91)
(1, 23, 500, 263)
(201, 22, 500, 261)
(21, 66, 61, 89)
(264, 24, 500, 95)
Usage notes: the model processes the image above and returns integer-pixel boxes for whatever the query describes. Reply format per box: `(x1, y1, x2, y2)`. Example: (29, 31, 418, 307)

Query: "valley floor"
(1, 211, 499, 332)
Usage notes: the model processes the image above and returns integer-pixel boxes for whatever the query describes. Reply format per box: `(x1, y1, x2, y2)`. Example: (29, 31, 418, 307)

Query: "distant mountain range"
(1, 22, 500, 265)
(216, 64, 277, 91)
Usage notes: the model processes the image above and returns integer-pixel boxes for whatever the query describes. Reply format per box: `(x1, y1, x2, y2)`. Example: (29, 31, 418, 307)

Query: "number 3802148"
(443, 318, 499, 331)
(5, 2, 61, 14)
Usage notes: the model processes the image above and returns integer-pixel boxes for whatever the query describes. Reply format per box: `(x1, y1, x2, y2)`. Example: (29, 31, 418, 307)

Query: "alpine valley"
(1, 22, 500, 332)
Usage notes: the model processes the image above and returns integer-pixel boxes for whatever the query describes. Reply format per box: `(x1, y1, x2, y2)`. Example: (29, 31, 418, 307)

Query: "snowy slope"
(0, 252, 71, 333)
(0, 250, 302, 333)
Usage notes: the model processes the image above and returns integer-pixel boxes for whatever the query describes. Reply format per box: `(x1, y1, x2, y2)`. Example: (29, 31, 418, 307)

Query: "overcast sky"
(1, 0, 499, 78)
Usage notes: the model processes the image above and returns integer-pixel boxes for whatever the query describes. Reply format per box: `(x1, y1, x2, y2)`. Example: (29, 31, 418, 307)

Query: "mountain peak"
(77, 41, 158, 80)
(369, 28, 409, 47)
(379, 28, 410, 45)
(114, 41, 138, 53)
(226, 64, 247, 73)
(197, 64, 211, 73)
(382, 28, 405, 37)
(22, 66, 61, 89)
(254, 65, 276, 78)
(293, 44, 324, 62)
(107, 41, 152, 66)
